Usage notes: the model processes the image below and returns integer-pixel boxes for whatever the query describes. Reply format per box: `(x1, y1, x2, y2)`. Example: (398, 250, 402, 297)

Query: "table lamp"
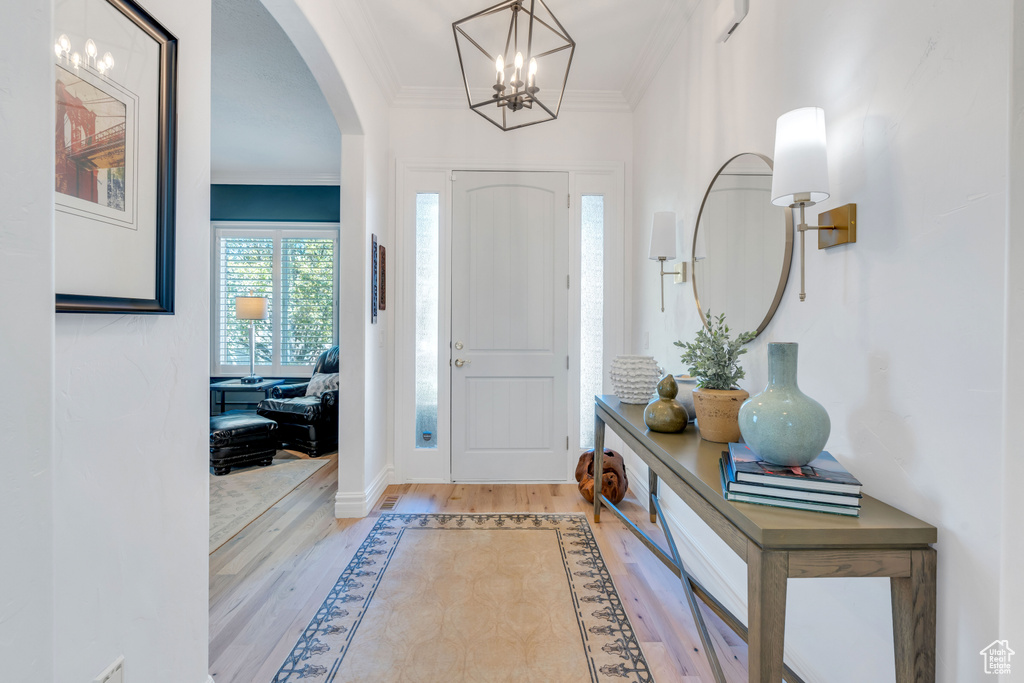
(235, 295, 268, 384)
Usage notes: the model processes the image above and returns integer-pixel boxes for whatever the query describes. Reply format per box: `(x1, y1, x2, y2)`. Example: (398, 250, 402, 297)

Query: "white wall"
(0, 2, 55, 680)
(51, 0, 212, 679)
(390, 107, 633, 166)
(630, 1, 1010, 681)
(261, 0, 392, 516)
(389, 106, 634, 483)
(1003, 0, 1024, 658)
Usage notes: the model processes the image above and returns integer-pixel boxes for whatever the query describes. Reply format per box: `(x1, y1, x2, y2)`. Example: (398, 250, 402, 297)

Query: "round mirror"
(691, 153, 793, 337)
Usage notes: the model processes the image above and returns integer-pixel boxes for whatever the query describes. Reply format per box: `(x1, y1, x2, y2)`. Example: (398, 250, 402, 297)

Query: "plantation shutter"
(280, 237, 337, 366)
(218, 236, 274, 366)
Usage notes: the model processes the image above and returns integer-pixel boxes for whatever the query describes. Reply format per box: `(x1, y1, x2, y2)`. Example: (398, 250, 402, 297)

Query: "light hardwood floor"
(209, 454, 751, 682)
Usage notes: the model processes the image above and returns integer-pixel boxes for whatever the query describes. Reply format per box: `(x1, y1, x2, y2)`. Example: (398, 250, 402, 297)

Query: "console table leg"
(891, 548, 936, 683)
(593, 414, 605, 522)
(648, 467, 659, 524)
(747, 542, 789, 683)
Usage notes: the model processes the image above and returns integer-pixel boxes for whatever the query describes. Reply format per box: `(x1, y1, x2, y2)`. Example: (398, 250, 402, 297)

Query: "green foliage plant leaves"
(673, 310, 756, 390)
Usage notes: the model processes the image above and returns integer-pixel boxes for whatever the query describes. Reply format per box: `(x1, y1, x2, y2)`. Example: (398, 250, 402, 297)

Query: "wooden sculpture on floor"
(576, 448, 629, 505)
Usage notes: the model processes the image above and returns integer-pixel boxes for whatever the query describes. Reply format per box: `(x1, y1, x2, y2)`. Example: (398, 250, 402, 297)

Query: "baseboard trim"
(334, 465, 394, 518)
(365, 465, 392, 511)
(624, 462, 821, 682)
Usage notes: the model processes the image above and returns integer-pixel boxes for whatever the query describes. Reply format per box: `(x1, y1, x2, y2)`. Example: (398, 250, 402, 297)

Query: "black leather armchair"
(256, 346, 339, 456)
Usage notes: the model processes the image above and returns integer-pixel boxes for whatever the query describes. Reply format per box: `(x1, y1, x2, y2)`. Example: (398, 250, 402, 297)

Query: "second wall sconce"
(770, 106, 857, 302)
(649, 211, 685, 313)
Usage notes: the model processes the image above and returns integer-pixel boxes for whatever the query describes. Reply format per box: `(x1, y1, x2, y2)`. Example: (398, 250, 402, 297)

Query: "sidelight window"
(580, 195, 604, 449)
(415, 193, 440, 449)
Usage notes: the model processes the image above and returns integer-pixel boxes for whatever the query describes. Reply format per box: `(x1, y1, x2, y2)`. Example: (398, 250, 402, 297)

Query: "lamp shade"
(770, 107, 830, 207)
(649, 211, 677, 260)
(235, 296, 268, 321)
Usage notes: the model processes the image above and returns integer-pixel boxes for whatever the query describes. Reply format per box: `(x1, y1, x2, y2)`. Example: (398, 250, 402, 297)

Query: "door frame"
(393, 158, 628, 484)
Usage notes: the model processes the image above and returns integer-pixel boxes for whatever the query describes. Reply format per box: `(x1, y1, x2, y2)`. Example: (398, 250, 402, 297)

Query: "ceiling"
(210, 0, 699, 181)
(356, 0, 699, 109)
(211, 0, 341, 183)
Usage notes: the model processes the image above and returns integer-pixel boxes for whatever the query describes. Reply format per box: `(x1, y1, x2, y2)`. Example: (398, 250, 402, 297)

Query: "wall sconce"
(649, 211, 685, 313)
(770, 107, 857, 302)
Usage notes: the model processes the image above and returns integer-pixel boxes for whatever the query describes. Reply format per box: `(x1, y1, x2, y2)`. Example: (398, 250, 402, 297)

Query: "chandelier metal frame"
(452, 0, 575, 131)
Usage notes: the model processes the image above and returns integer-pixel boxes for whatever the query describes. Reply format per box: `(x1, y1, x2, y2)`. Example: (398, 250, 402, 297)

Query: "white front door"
(450, 171, 569, 482)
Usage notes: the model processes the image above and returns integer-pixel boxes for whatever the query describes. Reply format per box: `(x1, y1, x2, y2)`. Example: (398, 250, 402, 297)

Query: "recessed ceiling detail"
(352, 0, 700, 112)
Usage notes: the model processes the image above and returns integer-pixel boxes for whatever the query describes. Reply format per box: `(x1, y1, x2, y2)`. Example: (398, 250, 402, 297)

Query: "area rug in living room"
(209, 454, 328, 553)
(272, 513, 654, 683)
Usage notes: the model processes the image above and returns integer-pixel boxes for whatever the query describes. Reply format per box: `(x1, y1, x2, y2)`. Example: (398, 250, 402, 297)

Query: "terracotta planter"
(691, 388, 749, 443)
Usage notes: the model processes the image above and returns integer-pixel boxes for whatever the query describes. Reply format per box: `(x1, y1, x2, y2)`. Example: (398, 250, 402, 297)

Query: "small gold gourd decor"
(644, 374, 689, 433)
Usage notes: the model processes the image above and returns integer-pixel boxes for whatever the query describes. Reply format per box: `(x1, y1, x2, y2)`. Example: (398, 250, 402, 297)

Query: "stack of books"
(719, 442, 862, 517)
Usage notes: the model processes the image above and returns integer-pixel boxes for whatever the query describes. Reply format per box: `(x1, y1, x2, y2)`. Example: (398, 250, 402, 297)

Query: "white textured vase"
(610, 355, 663, 404)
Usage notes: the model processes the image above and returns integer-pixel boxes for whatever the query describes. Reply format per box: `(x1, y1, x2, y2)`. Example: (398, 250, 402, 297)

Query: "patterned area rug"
(273, 513, 654, 683)
(209, 455, 328, 553)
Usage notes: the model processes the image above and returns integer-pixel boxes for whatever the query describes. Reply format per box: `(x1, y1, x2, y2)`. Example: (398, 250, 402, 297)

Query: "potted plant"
(674, 311, 756, 443)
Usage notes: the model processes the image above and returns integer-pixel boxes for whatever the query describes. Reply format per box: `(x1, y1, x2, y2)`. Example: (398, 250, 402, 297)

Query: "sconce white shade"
(771, 107, 830, 207)
(235, 296, 269, 320)
(649, 211, 677, 260)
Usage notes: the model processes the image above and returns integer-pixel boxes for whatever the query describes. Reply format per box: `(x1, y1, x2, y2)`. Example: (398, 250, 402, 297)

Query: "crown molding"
(623, 0, 701, 110)
(560, 90, 631, 113)
(210, 171, 341, 185)
(341, 0, 401, 104)
(391, 86, 630, 113)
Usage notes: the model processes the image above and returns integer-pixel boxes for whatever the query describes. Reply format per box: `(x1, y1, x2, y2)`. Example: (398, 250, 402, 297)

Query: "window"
(213, 225, 338, 376)
(579, 195, 604, 448)
(415, 194, 440, 448)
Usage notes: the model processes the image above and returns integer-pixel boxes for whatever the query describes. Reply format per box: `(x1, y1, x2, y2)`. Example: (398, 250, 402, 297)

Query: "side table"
(210, 378, 285, 414)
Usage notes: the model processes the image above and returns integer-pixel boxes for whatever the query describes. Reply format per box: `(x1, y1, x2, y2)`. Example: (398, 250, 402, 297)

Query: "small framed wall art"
(378, 245, 386, 311)
(371, 233, 378, 323)
(53, 0, 177, 313)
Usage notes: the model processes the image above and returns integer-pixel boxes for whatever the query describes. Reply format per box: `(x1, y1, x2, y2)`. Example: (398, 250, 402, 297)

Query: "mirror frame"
(690, 152, 794, 337)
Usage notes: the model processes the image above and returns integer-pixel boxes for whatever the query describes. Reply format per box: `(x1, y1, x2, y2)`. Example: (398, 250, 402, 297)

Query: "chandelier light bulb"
(85, 39, 97, 58)
(529, 58, 537, 76)
(55, 42, 63, 58)
(496, 54, 504, 74)
(58, 34, 70, 53)
(514, 51, 523, 71)
(97, 61, 107, 74)
(103, 52, 114, 69)
(71, 52, 81, 69)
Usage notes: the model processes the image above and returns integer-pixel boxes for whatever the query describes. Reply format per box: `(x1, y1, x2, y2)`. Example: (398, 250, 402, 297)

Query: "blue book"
(718, 460, 860, 517)
(725, 442, 862, 496)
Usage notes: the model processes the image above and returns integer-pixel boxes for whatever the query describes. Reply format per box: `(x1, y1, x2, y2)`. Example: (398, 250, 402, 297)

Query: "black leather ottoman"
(210, 410, 278, 476)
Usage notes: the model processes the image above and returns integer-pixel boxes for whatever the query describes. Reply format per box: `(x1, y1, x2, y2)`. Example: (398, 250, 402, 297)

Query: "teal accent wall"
(211, 185, 340, 222)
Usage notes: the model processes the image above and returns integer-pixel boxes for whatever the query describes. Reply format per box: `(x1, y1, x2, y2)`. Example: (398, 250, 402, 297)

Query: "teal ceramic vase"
(738, 342, 830, 467)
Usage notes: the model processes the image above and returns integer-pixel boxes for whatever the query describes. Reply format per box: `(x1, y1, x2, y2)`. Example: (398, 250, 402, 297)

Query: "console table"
(592, 395, 937, 683)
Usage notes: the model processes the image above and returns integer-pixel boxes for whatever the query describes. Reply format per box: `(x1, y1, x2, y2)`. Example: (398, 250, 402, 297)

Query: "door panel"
(451, 171, 569, 482)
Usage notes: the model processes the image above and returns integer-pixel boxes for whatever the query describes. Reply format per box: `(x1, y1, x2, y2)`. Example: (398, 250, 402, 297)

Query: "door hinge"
(566, 355, 569, 369)
(567, 274, 570, 289)
(567, 436, 570, 450)
(567, 194, 570, 208)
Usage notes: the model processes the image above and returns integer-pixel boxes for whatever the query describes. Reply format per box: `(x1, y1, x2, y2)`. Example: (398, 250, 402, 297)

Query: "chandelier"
(452, 0, 575, 131)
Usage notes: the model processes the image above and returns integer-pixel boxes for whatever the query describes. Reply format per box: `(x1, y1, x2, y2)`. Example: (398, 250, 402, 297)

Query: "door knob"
(454, 341, 464, 350)
(454, 358, 471, 367)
